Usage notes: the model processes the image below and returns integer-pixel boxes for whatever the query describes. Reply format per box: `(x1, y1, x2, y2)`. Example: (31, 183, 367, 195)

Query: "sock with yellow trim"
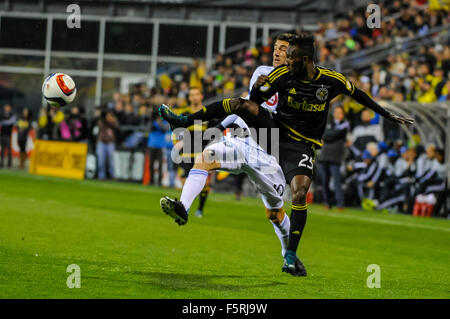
(287, 204, 308, 253)
(185, 99, 232, 126)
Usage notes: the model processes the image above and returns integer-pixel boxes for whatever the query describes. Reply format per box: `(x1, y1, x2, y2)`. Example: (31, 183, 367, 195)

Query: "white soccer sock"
(180, 169, 209, 213)
(271, 214, 290, 257)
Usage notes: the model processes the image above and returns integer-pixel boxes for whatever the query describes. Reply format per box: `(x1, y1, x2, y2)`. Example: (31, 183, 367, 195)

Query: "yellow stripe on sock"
(292, 204, 308, 210)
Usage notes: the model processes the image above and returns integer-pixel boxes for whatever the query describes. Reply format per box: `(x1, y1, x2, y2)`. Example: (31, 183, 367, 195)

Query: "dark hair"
(435, 148, 445, 157)
(275, 33, 296, 44)
(290, 33, 315, 59)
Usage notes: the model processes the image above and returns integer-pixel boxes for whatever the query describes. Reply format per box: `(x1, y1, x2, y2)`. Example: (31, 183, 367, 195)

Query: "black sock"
(197, 188, 209, 212)
(186, 99, 233, 126)
(287, 204, 308, 253)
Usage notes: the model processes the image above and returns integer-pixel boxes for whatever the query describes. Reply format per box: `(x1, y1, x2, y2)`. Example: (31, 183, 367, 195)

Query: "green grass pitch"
(0, 169, 449, 298)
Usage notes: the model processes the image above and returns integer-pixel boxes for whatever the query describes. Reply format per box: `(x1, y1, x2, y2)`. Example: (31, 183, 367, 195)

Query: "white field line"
(313, 210, 450, 233)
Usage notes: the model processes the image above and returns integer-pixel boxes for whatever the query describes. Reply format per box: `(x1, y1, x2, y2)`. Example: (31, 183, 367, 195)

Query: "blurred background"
(0, 0, 449, 216)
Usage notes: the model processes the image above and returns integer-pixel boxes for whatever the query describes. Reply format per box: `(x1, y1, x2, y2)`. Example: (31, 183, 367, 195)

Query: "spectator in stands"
(89, 106, 102, 150)
(415, 144, 436, 179)
(114, 100, 126, 145)
(17, 108, 31, 169)
(358, 142, 386, 210)
(59, 106, 88, 142)
(122, 103, 139, 148)
(412, 148, 446, 217)
(318, 105, 350, 210)
(0, 104, 15, 168)
(164, 122, 175, 188)
(38, 106, 64, 140)
(147, 111, 170, 186)
(357, 150, 378, 207)
(96, 110, 119, 180)
(349, 109, 384, 155)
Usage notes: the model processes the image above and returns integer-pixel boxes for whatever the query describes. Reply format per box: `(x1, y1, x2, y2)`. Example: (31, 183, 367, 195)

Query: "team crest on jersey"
(316, 87, 328, 101)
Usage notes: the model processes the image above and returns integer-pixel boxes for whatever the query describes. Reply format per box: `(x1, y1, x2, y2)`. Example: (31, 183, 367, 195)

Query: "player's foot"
(293, 257, 307, 277)
(195, 210, 203, 218)
(281, 250, 297, 275)
(158, 104, 189, 128)
(160, 196, 188, 226)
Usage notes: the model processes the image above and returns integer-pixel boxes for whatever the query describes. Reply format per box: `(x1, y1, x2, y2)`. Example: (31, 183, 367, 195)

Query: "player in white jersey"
(160, 115, 285, 222)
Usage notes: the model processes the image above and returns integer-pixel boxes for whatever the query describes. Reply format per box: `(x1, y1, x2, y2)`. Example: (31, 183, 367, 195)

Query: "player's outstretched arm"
(351, 88, 414, 125)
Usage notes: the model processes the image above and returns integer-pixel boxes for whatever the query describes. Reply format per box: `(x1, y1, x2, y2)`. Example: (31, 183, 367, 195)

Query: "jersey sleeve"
(332, 72, 355, 96)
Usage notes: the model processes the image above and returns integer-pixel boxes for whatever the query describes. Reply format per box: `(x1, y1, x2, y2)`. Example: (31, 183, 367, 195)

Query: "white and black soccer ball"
(42, 73, 77, 107)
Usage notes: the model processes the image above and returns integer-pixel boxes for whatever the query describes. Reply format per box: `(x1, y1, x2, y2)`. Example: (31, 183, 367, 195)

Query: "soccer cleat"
(160, 196, 188, 226)
(293, 257, 307, 277)
(158, 104, 190, 128)
(281, 250, 297, 275)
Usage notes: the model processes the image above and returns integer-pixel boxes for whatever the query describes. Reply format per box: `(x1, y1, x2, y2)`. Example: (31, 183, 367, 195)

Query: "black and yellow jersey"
(250, 65, 355, 148)
(173, 105, 212, 158)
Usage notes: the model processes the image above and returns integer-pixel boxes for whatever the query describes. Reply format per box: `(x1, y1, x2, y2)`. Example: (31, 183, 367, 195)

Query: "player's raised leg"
(159, 98, 260, 128)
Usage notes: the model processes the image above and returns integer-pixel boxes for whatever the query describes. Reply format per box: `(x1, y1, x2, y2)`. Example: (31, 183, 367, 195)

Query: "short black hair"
(275, 32, 296, 43)
(290, 34, 315, 59)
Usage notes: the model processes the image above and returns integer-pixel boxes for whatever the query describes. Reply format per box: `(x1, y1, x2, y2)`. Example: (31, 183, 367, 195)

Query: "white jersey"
(248, 65, 279, 113)
(205, 115, 285, 210)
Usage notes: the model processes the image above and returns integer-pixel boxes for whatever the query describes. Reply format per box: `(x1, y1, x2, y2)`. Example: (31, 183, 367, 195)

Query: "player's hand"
(387, 113, 414, 125)
(254, 75, 269, 89)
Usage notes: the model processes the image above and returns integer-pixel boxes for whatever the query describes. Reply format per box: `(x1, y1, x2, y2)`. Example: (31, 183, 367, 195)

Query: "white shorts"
(204, 136, 285, 210)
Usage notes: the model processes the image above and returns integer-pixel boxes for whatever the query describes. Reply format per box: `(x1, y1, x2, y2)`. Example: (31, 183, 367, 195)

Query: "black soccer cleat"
(293, 257, 307, 277)
(282, 250, 307, 277)
(158, 104, 190, 128)
(160, 196, 188, 226)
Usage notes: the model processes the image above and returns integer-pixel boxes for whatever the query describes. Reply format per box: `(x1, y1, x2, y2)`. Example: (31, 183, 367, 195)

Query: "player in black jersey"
(159, 34, 413, 276)
(250, 34, 413, 275)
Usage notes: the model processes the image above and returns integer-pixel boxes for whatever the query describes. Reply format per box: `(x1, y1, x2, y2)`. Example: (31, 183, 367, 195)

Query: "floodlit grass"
(0, 170, 449, 298)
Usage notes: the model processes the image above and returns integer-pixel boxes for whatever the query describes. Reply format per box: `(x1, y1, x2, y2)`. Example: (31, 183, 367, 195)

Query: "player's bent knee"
(291, 187, 307, 205)
(266, 207, 285, 224)
(193, 150, 220, 171)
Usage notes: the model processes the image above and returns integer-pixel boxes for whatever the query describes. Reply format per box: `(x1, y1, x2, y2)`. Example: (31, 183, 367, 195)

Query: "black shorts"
(279, 140, 316, 183)
(178, 161, 194, 179)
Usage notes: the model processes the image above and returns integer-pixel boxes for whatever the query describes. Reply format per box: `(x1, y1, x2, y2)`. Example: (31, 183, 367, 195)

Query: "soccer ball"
(42, 73, 77, 107)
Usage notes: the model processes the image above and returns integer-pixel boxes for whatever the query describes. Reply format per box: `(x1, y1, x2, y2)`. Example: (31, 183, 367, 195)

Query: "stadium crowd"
(0, 0, 448, 217)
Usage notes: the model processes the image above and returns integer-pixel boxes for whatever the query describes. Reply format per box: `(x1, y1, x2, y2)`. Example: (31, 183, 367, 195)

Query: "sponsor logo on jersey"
(265, 93, 278, 107)
(287, 96, 326, 112)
